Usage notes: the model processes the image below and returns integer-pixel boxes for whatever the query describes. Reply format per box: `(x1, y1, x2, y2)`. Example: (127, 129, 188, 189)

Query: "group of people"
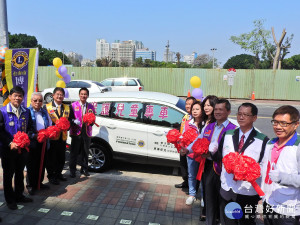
(175, 96, 300, 225)
(0, 86, 96, 214)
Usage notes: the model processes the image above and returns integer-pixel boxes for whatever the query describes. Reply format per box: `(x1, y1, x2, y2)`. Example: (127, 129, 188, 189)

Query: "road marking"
(0, 202, 3, 207)
(149, 223, 160, 225)
(38, 208, 50, 213)
(87, 215, 99, 220)
(61, 211, 73, 216)
(120, 219, 132, 224)
(17, 205, 24, 209)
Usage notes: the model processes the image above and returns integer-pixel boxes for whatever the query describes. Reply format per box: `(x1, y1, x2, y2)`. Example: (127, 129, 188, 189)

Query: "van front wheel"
(88, 143, 111, 172)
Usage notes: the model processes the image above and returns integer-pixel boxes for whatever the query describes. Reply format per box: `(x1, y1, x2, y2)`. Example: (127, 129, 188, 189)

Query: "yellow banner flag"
(4, 48, 39, 107)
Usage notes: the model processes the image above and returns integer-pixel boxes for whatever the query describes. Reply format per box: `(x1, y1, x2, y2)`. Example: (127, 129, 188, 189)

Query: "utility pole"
(210, 48, 217, 69)
(165, 40, 169, 63)
(0, 0, 9, 47)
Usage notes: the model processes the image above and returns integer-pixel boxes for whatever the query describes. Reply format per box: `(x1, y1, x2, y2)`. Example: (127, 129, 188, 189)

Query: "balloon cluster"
(53, 57, 71, 98)
(190, 76, 204, 100)
(0, 45, 8, 65)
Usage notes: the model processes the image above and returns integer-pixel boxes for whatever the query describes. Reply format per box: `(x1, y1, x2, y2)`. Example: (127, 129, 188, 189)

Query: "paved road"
(230, 99, 300, 138)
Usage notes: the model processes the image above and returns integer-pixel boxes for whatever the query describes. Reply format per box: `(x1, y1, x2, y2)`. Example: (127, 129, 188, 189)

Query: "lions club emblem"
(11, 51, 29, 70)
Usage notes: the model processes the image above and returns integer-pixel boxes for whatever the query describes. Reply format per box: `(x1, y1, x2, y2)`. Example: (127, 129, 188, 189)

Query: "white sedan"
(41, 80, 112, 103)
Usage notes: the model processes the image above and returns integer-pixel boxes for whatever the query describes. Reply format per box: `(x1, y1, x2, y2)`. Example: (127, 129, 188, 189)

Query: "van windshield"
(175, 98, 187, 112)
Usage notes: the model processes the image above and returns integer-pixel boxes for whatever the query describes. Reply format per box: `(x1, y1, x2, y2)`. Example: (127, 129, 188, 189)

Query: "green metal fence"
(38, 67, 300, 100)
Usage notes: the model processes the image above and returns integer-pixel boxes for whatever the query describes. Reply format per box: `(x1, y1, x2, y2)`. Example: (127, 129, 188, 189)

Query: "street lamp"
(210, 48, 217, 69)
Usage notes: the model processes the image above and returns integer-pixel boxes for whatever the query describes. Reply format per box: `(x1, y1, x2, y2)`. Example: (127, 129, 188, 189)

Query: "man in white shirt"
(26, 92, 51, 195)
(211, 103, 269, 225)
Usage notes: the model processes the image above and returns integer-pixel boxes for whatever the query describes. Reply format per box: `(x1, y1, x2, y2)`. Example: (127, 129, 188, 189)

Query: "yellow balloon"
(55, 69, 63, 78)
(190, 76, 201, 88)
(53, 57, 62, 68)
(56, 80, 66, 88)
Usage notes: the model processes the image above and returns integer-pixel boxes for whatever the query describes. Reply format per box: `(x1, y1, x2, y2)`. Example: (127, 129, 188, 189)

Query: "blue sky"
(6, 0, 300, 65)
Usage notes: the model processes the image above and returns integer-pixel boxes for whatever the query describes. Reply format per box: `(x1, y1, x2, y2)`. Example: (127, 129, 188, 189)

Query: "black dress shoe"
(49, 178, 60, 185)
(58, 175, 67, 181)
(40, 183, 50, 189)
(28, 187, 36, 196)
(80, 169, 90, 177)
(7, 202, 18, 210)
(175, 182, 188, 188)
(16, 196, 33, 203)
(199, 216, 206, 221)
(70, 172, 76, 178)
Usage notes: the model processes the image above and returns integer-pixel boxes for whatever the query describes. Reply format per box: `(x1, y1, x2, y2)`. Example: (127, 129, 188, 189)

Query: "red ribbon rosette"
(55, 117, 70, 131)
(46, 126, 61, 140)
(166, 129, 181, 152)
(179, 128, 198, 148)
(37, 129, 49, 143)
(192, 138, 210, 181)
(222, 152, 264, 196)
(13, 131, 30, 154)
(83, 112, 99, 127)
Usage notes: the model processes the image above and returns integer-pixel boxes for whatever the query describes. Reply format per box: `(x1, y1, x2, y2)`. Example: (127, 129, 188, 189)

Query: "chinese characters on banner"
(101, 103, 111, 116)
(100, 103, 169, 120)
(129, 104, 139, 117)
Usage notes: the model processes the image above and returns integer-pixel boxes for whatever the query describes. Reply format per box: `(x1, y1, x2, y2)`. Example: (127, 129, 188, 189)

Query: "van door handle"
(152, 131, 164, 136)
(107, 124, 116, 129)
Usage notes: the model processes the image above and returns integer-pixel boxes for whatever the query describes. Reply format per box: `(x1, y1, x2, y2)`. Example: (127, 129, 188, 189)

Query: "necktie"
(57, 105, 61, 116)
(15, 109, 20, 118)
(238, 134, 245, 152)
(81, 104, 85, 116)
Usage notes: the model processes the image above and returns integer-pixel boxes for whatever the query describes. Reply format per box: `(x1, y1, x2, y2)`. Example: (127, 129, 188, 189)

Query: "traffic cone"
(187, 89, 191, 97)
(251, 91, 255, 100)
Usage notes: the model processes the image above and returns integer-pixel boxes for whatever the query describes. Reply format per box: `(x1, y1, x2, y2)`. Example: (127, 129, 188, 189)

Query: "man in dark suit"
(44, 87, 73, 185)
(211, 103, 269, 225)
(0, 86, 34, 210)
(69, 87, 96, 178)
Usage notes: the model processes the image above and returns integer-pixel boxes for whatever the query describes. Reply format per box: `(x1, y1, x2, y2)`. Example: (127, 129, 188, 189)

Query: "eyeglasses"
(237, 113, 253, 118)
(32, 99, 43, 103)
(271, 120, 297, 127)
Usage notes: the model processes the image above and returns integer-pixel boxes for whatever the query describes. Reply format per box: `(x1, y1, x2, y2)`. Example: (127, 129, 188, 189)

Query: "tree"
(282, 54, 300, 70)
(8, 33, 71, 66)
(143, 59, 151, 67)
(175, 52, 181, 67)
(193, 54, 216, 68)
(132, 57, 143, 67)
(96, 57, 111, 67)
(223, 54, 256, 69)
(111, 61, 119, 67)
(230, 19, 271, 68)
(271, 27, 293, 70)
(120, 59, 129, 67)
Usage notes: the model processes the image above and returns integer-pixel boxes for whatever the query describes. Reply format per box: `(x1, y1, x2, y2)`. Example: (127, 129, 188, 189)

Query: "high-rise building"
(66, 51, 83, 63)
(184, 52, 198, 64)
(119, 41, 135, 66)
(96, 39, 110, 59)
(136, 48, 156, 61)
(129, 40, 144, 50)
(109, 40, 121, 62)
(163, 51, 174, 62)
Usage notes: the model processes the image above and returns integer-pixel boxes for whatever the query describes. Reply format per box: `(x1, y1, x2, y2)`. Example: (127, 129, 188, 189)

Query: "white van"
(71, 91, 186, 172)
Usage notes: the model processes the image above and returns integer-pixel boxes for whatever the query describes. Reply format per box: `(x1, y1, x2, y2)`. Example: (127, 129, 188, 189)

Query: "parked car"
(65, 91, 240, 172)
(66, 91, 186, 172)
(41, 80, 112, 103)
(100, 77, 144, 91)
